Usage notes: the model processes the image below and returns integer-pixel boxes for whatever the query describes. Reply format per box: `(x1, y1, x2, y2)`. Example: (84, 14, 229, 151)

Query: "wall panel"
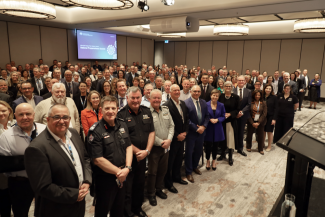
(174, 42, 186, 66)
(227, 40, 244, 73)
(300, 38, 325, 76)
(8, 22, 41, 67)
(242, 40, 261, 74)
(155, 42, 164, 66)
(142, 38, 154, 66)
(199, 41, 213, 70)
(259, 40, 281, 74)
(186, 42, 199, 67)
(0, 21, 10, 68)
(116, 35, 127, 65)
(163, 42, 175, 67)
(212, 41, 227, 69)
(278, 39, 302, 72)
(126, 37, 141, 66)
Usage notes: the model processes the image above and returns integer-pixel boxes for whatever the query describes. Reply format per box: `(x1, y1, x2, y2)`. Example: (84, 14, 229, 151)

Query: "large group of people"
(0, 59, 322, 217)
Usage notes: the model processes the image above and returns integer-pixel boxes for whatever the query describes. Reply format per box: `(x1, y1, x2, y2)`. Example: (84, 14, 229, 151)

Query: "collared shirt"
(150, 105, 174, 147)
(47, 127, 84, 185)
(171, 98, 184, 122)
(118, 94, 127, 109)
(177, 75, 182, 84)
(23, 94, 36, 109)
(141, 96, 150, 108)
(161, 92, 170, 104)
(0, 120, 16, 136)
(273, 78, 279, 94)
(179, 90, 191, 101)
(191, 96, 201, 114)
(303, 75, 309, 90)
(236, 87, 244, 97)
(0, 123, 46, 177)
(66, 81, 73, 97)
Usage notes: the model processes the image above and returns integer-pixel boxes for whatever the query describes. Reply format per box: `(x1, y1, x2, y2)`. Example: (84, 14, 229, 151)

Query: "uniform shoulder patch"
(89, 122, 99, 131)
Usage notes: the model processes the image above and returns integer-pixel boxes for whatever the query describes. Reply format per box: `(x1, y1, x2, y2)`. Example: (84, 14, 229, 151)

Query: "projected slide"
(77, 30, 117, 60)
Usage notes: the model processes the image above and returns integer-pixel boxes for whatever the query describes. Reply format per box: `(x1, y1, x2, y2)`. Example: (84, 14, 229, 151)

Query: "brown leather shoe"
(193, 168, 202, 175)
(186, 175, 194, 183)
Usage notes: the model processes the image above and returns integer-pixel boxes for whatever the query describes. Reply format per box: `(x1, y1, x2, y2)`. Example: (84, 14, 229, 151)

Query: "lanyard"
(17, 123, 38, 141)
(255, 101, 260, 113)
(80, 96, 87, 108)
(63, 135, 76, 166)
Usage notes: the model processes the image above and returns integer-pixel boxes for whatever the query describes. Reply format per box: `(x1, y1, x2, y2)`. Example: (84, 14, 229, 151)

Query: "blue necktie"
(196, 100, 202, 124)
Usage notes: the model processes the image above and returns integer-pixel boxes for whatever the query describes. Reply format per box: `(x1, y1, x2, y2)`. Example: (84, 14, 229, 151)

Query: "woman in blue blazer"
(204, 89, 226, 171)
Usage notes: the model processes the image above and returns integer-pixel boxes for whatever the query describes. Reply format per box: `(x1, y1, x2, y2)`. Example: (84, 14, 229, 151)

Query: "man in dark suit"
(29, 68, 45, 96)
(251, 70, 257, 85)
(233, 76, 251, 157)
(93, 61, 103, 71)
(0, 92, 11, 106)
(60, 70, 80, 98)
(73, 82, 88, 118)
(12, 81, 43, 112)
(24, 104, 92, 217)
(49, 59, 58, 72)
(127, 66, 139, 87)
(175, 67, 183, 89)
(164, 84, 189, 193)
(96, 69, 113, 93)
(199, 74, 214, 102)
(79, 67, 89, 82)
(278, 72, 298, 95)
(184, 85, 209, 183)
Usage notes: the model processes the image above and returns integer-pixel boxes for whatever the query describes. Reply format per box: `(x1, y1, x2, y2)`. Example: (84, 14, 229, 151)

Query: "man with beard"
(34, 83, 80, 133)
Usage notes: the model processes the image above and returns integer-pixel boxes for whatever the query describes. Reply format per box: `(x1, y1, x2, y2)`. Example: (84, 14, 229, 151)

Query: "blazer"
(127, 72, 139, 87)
(60, 79, 80, 97)
(12, 95, 43, 112)
(42, 92, 52, 100)
(248, 101, 267, 126)
(246, 83, 254, 90)
(0, 92, 12, 107)
(73, 93, 89, 118)
(29, 77, 45, 95)
(40, 87, 50, 96)
(81, 108, 103, 136)
(265, 94, 278, 120)
(24, 128, 92, 217)
(184, 97, 210, 139)
(205, 101, 225, 142)
(278, 80, 298, 95)
(232, 87, 252, 119)
(199, 83, 214, 102)
(163, 99, 189, 143)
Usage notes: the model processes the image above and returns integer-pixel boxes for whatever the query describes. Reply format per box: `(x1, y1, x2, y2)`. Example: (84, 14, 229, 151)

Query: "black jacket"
(265, 94, 278, 120)
(199, 83, 214, 102)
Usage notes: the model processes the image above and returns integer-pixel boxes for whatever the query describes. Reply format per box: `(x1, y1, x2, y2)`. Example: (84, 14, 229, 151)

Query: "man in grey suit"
(60, 70, 80, 98)
(233, 76, 251, 157)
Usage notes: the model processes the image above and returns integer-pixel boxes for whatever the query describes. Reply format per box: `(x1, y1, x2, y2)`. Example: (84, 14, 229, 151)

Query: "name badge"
(102, 132, 109, 137)
(119, 128, 125, 133)
(254, 114, 260, 121)
(163, 113, 168, 116)
(104, 135, 110, 139)
(126, 117, 132, 122)
(143, 114, 150, 119)
(288, 98, 292, 101)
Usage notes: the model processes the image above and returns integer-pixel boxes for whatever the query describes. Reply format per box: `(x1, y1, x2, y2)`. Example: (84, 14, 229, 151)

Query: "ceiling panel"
(240, 14, 281, 22)
(199, 20, 215, 26)
(278, 11, 322, 19)
(208, 18, 245, 24)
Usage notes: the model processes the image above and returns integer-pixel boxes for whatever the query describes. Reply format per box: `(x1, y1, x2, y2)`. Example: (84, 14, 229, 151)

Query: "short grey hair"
(237, 75, 245, 80)
(224, 81, 233, 87)
(33, 67, 40, 72)
(163, 80, 172, 86)
(0, 79, 8, 85)
(64, 70, 72, 75)
(73, 72, 79, 77)
(150, 89, 162, 98)
(190, 85, 201, 91)
(258, 75, 264, 79)
(52, 83, 65, 92)
(170, 84, 180, 91)
(189, 78, 197, 84)
(127, 86, 142, 97)
(283, 72, 290, 77)
(47, 104, 70, 117)
(155, 76, 162, 81)
(144, 83, 153, 90)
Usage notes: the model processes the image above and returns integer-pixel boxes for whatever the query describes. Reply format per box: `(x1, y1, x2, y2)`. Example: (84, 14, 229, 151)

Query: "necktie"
(167, 94, 169, 100)
(37, 79, 41, 90)
(68, 82, 72, 95)
(120, 98, 124, 108)
(196, 100, 202, 124)
(203, 85, 206, 97)
(239, 88, 243, 100)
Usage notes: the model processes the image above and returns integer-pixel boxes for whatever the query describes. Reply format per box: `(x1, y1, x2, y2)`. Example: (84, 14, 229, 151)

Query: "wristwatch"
(125, 166, 132, 171)
(145, 149, 150, 156)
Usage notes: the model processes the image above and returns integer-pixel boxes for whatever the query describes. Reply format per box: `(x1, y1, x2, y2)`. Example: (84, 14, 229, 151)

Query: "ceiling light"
(294, 18, 325, 33)
(213, 24, 249, 36)
(0, 0, 56, 19)
(61, 0, 133, 10)
(161, 0, 174, 6)
(157, 33, 186, 38)
(137, 0, 149, 12)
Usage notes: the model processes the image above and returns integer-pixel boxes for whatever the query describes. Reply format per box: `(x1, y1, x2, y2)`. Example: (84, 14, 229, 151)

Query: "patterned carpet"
(27, 102, 325, 217)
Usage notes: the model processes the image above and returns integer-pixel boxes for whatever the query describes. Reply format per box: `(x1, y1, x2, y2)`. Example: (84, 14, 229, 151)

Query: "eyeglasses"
(22, 87, 32, 90)
(49, 115, 71, 122)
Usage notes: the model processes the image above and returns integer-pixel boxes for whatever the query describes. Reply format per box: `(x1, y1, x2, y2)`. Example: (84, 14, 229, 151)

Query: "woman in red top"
(81, 90, 103, 136)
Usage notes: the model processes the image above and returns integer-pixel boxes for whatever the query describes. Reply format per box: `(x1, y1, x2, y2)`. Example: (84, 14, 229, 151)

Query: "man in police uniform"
(117, 86, 155, 217)
(147, 89, 174, 206)
(87, 96, 133, 217)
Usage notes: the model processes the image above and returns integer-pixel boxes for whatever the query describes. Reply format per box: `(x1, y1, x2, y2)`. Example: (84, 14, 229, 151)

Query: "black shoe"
(156, 190, 167, 199)
(177, 179, 188, 185)
(237, 150, 247, 157)
(229, 149, 233, 166)
(148, 196, 157, 206)
(168, 186, 178, 194)
(212, 167, 217, 171)
(217, 154, 225, 161)
(298, 108, 301, 111)
(134, 209, 148, 217)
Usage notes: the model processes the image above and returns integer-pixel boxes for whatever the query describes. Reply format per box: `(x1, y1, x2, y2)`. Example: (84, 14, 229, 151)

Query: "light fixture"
(213, 24, 249, 36)
(0, 0, 56, 19)
(61, 0, 133, 10)
(294, 18, 325, 33)
(157, 32, 186, 38)
(161, 0, 174, 6)
(137, 0, 149, 12)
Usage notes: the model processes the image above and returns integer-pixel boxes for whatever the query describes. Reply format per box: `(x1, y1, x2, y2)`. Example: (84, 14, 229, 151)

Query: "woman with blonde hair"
(111, 77, 118, 95)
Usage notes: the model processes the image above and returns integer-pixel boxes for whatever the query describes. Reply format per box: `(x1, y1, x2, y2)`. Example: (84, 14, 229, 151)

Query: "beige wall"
(1, 21, 154, 69)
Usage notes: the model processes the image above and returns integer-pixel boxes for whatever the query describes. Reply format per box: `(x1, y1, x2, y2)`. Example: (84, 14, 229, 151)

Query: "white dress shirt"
(118, 94, 127, 109)
(191, 96, 201, 115)
(141, 96, 150, 108)
(23, 95, 36, 109)
(171, 98, 184, 122)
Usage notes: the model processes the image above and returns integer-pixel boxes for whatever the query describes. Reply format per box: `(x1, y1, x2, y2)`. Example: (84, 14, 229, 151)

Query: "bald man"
(0, 103, 46, 217)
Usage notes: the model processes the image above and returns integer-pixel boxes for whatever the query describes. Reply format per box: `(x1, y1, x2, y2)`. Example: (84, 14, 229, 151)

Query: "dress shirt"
(140, 96, 150, 108)
(273, 78, 279, 94)
(23, 94, 36, 109)
(191, 96, 201, 115)
(177, 74, 182, 84)
(251, 76, 257, 84)
(161, 92, 170, 104)
(304, 75, 309, 90)
(171, 98, 184, 122)
(236, 87, 244, 98)
(43, 71, 52, 79)
(35, 77, 43, 94)
(118, 94, 127, 109)
(47, 127, 84, 186)
(66, 81, 73, 97)
(202, 84, 208, 93)
(179, 90, 191, 101)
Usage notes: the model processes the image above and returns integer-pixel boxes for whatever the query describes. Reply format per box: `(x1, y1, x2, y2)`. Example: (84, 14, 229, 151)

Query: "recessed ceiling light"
(213, 24, 249, 36)
(157, 32, 186, 38)
(294, 18, 325, 33)
(61, 0, 134, 10)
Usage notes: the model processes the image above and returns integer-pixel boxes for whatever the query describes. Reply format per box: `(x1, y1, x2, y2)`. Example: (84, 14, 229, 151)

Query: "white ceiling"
(1, 0, 325, 40)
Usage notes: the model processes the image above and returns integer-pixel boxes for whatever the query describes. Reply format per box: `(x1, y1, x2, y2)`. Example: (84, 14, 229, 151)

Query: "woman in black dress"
(273, 84, 299, 143)
(218, 81, 240, 166)
(263, 84, 278, 152)
(309, 73, 322, 109)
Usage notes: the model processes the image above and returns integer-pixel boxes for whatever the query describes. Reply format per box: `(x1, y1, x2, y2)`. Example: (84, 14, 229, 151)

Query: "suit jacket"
(278, 80, 298, 95)
(265, 94, 278, 120)
(24, 128, 92, 217)
(248, 101, 267, 126)
(12, 95, 43, 112)
(184, 97, 210, 139)
(42, 92, 52, 100)
(127, 73, 139, 87)
(29, 77, 45, 96)
(0, 92, 12, 107)
(205, 101, 225, 142)
(163, 99, 189, 144)
(300, 74, 310, 90)
(246, 83, 254, 90)
(73, 93, 89, 118)
(232, 87, 252, 119)
(251, 76, 257, 85)
(40, 88, 50, 96)
(199, 83, 214, 102)
(60, 79, 80, 97)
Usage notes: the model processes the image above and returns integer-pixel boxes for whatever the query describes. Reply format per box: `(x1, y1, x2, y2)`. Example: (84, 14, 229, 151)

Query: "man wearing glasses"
(12, 81, 43, 112)
(25, 104, 92, 217)
(0, 103, 46, 217)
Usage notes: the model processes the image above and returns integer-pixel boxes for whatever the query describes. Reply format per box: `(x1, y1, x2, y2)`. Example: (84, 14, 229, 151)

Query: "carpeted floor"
(27, 102, 325, 217)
